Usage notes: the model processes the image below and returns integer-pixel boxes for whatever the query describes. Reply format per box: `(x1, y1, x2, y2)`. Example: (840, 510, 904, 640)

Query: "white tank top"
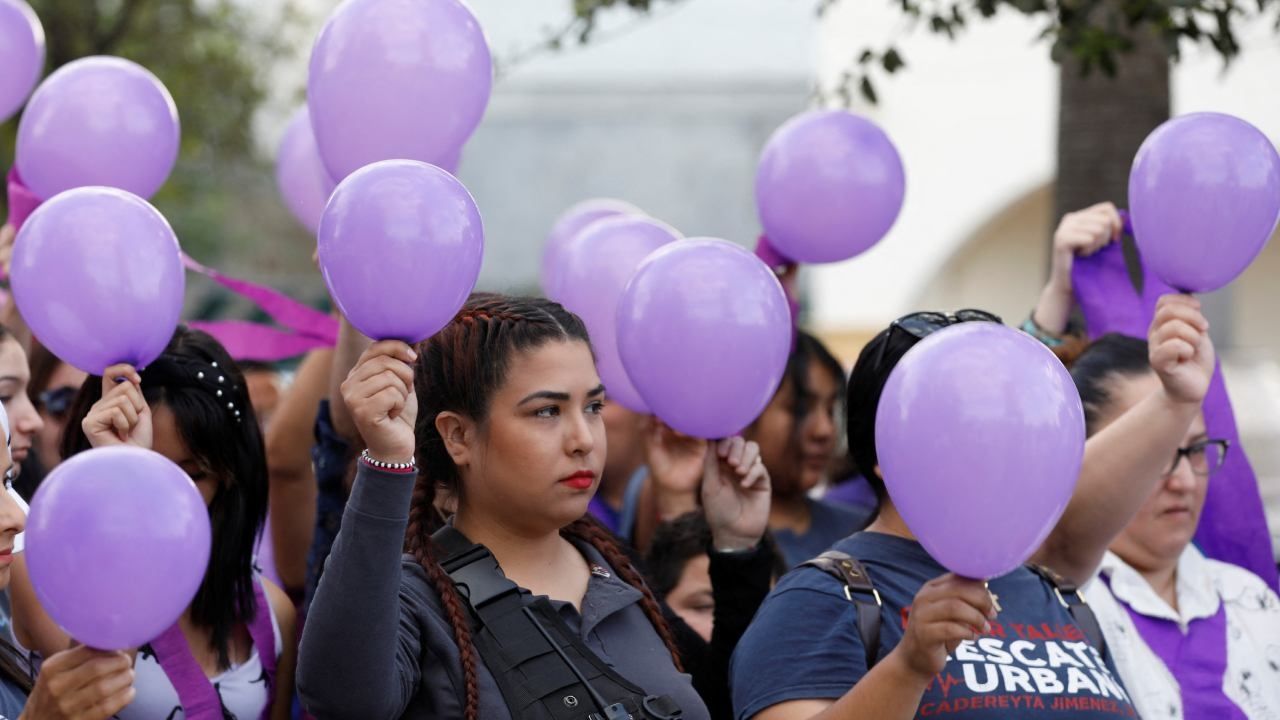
(115, 604, 282, 720)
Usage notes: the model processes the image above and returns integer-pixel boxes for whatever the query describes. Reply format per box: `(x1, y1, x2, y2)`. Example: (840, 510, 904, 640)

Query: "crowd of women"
(0, 198, 1275, 720)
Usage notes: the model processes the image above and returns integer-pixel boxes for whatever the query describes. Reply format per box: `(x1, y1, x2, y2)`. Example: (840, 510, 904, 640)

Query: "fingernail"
(407, 347, 418, 360)
(988, 607, 998, 619)
(983, 622, 991, 634)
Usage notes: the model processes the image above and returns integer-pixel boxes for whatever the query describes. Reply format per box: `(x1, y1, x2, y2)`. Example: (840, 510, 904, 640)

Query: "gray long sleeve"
(297, 464, 422, 719)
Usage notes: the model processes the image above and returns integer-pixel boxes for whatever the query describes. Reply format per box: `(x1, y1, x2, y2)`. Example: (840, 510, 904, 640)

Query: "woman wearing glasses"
(731, 295, 1212, 720)
(1070, 334, 1280, 719)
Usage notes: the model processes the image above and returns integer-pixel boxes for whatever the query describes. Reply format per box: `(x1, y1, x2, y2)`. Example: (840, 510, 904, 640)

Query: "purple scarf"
(1072, 239, 1278, 589)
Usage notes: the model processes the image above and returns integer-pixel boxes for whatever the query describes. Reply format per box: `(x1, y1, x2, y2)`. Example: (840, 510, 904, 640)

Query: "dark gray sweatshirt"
(297, 464, 710, 720)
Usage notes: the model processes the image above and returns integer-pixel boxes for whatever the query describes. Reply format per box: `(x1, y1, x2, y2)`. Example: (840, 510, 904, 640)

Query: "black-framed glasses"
(875, 309, 1003, 369)
(1167, 439, 1230, 477)
(37, 386, 78, 419)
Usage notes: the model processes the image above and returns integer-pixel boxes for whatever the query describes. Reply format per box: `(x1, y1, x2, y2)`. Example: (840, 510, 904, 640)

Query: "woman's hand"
(701, 436, 770, 552)
(891, 574, 995, 681)
(340, 341, 418, 464)
(1033, 202, 1123, 336)
(81, 365, 151, 449)
(1149, 294, 1215, 407)
(643, 419, 708, 522)
(19, 646, 136, 720)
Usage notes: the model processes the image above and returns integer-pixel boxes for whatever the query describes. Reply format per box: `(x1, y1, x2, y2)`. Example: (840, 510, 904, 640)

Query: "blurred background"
(2, 0, 1279, 552)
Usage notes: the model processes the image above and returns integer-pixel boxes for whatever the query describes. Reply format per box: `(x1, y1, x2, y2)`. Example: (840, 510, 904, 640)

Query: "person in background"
(589, 401, 649, 541)
(16, 343, 86, 499)
(239, 360, 285, 431)
(1070, 334, 1280, 719)
(646, 511, 786, 642)
(637, 331, 870, 566)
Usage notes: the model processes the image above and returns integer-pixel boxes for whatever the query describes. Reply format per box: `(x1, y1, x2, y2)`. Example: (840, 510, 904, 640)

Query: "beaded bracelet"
(360, 449, 417, 472)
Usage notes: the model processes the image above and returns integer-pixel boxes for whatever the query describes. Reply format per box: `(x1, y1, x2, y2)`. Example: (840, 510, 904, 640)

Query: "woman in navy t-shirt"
(732, 294, 1215, 720)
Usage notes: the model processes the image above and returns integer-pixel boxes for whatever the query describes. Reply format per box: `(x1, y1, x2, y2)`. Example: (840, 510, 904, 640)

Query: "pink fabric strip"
(181, 254, 337, 344)
(4, 166, 41, 232)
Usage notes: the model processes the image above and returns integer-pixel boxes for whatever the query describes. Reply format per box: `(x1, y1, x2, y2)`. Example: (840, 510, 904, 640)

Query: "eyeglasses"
(1167, 439, 1230, 477)
(874, 309, 1003, 369)
(37, 386, 78, 419)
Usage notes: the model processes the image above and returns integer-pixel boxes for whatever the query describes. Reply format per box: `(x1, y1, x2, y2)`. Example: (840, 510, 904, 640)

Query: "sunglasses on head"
(874, 309, 1003, 369)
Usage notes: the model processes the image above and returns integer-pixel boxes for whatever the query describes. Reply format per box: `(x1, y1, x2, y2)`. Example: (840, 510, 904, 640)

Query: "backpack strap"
(151, 622, 225, 720)
(799, 551, 882, 668)
(1025, 564, 1107, 660)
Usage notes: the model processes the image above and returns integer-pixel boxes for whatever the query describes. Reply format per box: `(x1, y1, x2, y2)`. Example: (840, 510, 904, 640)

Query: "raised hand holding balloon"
(556, 215, 680, 412)
(756, 110, 905, 264)
(318, 160, 484, 343)
(617, 238, 791, 439)
(11, 188, 185, 375)
(25, 446, 212, 650)
(876, 322, 1086, 581)
(1128, 112, 1280, 293)
(16, 56, 180, 201)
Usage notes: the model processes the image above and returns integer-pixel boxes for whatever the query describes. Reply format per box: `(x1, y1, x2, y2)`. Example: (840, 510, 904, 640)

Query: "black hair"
(646, 511, 788, 600)
(62, 327, 267, 669)
(845, 324, 925, 503)
(1068, 333, 1152, 435)
(755, 331, 846, 494)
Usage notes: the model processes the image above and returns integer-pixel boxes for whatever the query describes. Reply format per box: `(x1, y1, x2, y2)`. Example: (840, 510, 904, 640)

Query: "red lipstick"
(560, 470, 595, 490)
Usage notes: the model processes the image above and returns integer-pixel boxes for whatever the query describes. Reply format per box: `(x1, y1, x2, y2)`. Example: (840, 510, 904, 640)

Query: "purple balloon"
(876, 323, 1085, 579)
(1129, 112, 1280, 293)
(16, 56, 179, 201)
(756, 110, 905, 264)
(12, 187, 185, 375)
(25, 446, 212, 650)
(541, 198, 643, 298)
(558, 216, 682, 413)
(276, 107, 337, 234)
(0, 0, 44, 122)
(617, 238, 791, 439)
(308, 0, 492, 182)
(319, 160, 483, 343)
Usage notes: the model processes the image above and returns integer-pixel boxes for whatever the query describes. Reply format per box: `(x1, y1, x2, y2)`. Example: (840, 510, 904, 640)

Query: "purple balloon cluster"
(0, 0, 43, 122)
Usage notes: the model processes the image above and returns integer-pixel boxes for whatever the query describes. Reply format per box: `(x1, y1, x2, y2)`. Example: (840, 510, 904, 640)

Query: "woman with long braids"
(298, 294, 771, 719)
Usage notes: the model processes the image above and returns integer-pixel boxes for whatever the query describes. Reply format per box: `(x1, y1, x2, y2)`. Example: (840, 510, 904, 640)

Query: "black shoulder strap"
(430, 526, 681, 720)
(800, 551, 882, 668)
(1025, 564, 1108, 660)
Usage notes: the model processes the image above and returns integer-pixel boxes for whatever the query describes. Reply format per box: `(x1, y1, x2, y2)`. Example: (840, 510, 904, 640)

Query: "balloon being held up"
(540, 198, 643, 299)
(876, 322, 1086, 579)
(319, 160, 483, 343)
(276, 107, 337, 235)
(0, 0, 44, 122)
(617, 238, 791, 439)
(756, 110, 904, 264)
(1128, 112, 1280, 293)
(16, 56, 179, 201)
(11, 187, 185, 375)
(557, 216, 681, 413)
(308, 0, 492, 181)
(25, 446, 212, 650)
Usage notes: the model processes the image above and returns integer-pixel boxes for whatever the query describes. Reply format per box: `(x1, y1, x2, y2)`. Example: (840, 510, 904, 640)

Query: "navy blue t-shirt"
(772, 498, 872, 568)
(731, 532, 1138, 720)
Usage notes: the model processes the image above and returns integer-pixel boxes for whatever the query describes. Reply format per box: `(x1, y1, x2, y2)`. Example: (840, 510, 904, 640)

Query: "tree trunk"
(1055, 27, 1170, 220)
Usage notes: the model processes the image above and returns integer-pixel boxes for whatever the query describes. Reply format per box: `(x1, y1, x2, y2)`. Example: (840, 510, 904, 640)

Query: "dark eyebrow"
(519, 385, 607, 406)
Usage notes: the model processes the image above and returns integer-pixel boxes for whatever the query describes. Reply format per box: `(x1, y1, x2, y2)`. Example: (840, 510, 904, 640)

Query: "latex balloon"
(876, 322, 1086, 579)
(308, 0, 492, 181)
(617, 238, 791, 438)
(276, 107, 337, 234)
(540, 198, 642, 299)
(557, 216, 681, 413)
(318, 160, 483, 342)
(25, 446, 212, 650)
(16, 56, 179, 200)
(756, 110, 904, 264)
(1129, 112, 1280, 293)
(0, 0, 44, 122)
(12, 187, 184, 375)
